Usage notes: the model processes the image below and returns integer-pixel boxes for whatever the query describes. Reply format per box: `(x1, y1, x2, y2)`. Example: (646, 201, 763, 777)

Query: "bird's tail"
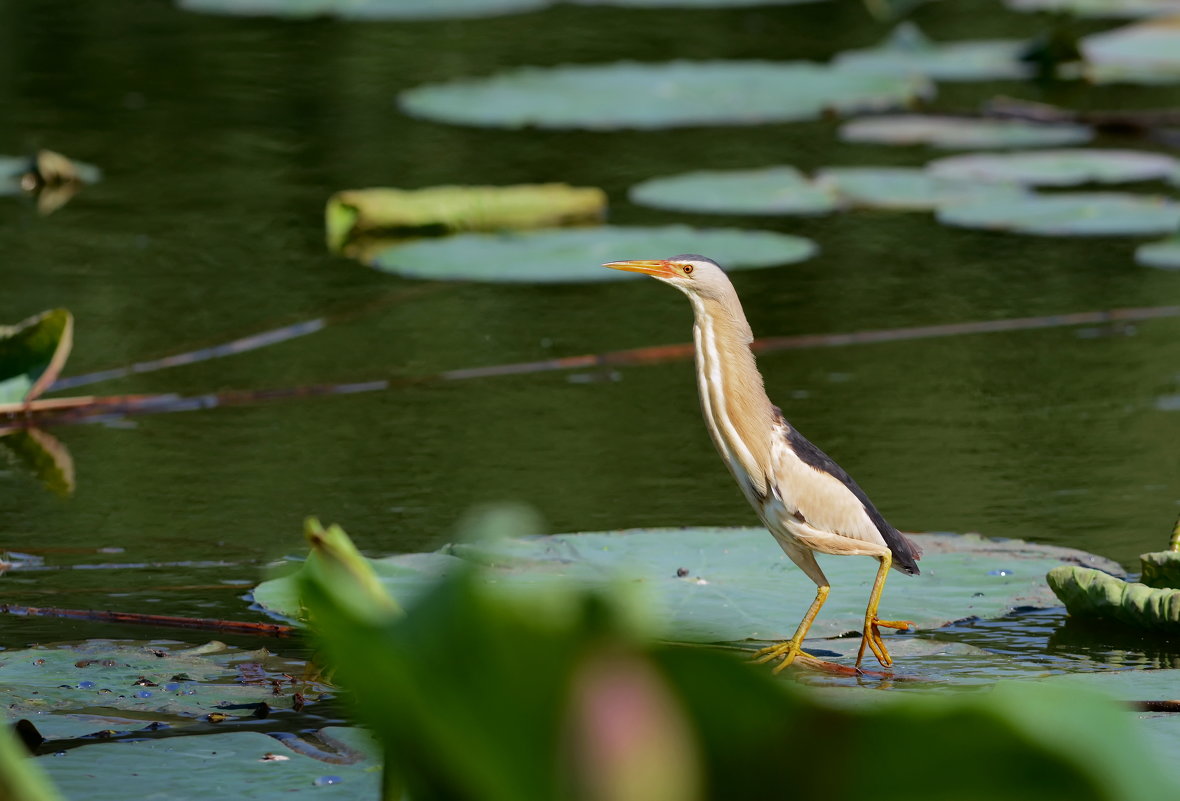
(889, 530, 922, 576)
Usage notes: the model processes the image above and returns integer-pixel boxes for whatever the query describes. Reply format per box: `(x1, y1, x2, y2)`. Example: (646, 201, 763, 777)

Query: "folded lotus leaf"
(326, 184, 607, 252)
(1047, 565, 1180, 628)
(1139, 551, 1180, 589)
(0, 309, 73, 408)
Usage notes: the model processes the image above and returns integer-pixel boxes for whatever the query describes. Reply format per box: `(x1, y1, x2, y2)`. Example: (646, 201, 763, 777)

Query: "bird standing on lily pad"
(604, 255, 921, 672)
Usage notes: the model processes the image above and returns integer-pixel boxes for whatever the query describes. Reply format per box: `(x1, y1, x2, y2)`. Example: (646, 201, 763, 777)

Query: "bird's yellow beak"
(603, 259, 679, 279)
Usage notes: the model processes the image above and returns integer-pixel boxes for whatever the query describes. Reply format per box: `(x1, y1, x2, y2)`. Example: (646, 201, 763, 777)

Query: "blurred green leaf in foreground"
(297, 512, 1178, 801)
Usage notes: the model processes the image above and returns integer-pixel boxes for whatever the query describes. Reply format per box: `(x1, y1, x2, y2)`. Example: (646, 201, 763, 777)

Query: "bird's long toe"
(751, 640, 812, 674)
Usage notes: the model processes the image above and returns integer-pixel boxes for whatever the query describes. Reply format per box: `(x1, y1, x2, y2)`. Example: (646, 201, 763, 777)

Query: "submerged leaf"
(937, 191, 1180, 236)
(399, 61, 933, 129)
(629, 167, 839, 216)
(839, 114, 1093, 149)
(834, 23, 1033, 81)
(366, 226, 816, 283)
(40, 727, 381, 801)
(326, 184, 606, 252)
(1135, 234, 1180, 269)
(0, 310, 73, 407)
(254, 528, 1121, 643)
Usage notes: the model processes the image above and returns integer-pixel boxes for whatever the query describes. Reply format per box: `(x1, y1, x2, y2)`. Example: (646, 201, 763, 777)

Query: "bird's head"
(603, 254, 730, 298)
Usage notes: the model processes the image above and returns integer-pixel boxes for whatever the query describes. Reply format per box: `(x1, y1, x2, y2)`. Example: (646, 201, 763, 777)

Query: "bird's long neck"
(686, 289, 777, 501)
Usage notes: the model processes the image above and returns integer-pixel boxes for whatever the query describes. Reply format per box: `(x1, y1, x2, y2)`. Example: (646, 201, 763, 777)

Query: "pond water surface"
(2, 0, 1179, 675)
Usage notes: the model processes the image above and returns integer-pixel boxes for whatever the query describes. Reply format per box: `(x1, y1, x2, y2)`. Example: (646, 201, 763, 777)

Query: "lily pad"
(326, 184, 606, 252)
(628, 167, 839, 216)
(1080, 13, 1180, 84)
(927, 149, 1180, 186)
(936, 192, 1180, 236)
(178, 0, 549, 20)
(1047, 565, 1180, 629)
(839, 115, 1093, 149)
(365, 226, 817, 283)
(1006, 0, 1180, 17)
(574, 0, 822, 4)
(398, 61, 933, 130)
(254, 528, 1121, 643)
(0, 309, 73, 407)
(1135, 234, 1180, 269)
(833, 23, 1032, 81)
(815, 167, 1027, 210)
(39, 727, 381, 800)
(0, 641, 324, 724)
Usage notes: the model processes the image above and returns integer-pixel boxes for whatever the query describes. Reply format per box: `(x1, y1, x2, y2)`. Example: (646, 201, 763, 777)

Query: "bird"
(604, 254, 921, 672)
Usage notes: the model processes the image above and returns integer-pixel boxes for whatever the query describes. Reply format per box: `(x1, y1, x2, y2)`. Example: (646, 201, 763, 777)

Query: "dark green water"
(2, 0, 1179, 659)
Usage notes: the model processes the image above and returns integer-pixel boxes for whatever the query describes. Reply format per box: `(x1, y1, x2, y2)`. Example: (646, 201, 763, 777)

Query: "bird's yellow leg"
(855, 553, 915, 669)
(752, 584, 829, 674)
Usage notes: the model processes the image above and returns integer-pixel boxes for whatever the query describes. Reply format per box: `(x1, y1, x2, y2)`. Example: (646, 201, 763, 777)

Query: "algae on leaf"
(326, 184, 606, 253)
(399, 61, 933, 130)
(0, 309, 73, 408)
(365, 226, 816, 283)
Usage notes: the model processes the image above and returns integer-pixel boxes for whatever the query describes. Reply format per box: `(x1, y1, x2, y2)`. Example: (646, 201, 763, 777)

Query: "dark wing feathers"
(783, 419, 922, 575)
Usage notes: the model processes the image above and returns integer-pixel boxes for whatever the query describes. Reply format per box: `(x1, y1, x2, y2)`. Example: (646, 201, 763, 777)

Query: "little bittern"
(605, 255, 921, 672)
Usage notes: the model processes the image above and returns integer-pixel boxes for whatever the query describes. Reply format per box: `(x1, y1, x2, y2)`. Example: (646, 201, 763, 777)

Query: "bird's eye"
(682, 264, 694, 275)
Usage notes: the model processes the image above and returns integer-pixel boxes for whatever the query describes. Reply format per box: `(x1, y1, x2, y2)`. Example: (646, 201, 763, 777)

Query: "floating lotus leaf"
(398, 62, 933, 130)
(365, 226, 817, 283)
(0, 641, 323, 723)
(628, 167, 839, 216)
(1080, 13, 1180, 83)
(0, 309, 73, 407)
(1135, 234, 1180, 269)
(253, 528, 1121, 643)
(39, 727, 380, 801)
(927, 149, 1180, 186)
(178, 0, 549, 19)
(1007, 0, 1180, 17)
(833, 23, 1032, 81)
(839, 115, 1093, 149)
(325, 184, 606, 252)
(815, 167, 1028, 210)
(937, 192, 1180, 236)
(1048, 565, 1180, 628)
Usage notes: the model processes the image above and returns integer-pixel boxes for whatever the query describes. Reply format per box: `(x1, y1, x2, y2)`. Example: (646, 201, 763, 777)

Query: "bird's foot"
(855, 617, 914, 669)
(751, 639, 813, 674)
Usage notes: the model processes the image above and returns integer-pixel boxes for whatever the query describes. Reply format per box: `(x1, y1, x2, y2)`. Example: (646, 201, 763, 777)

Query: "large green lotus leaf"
(0, 641, 323, 723)
(839, 114, 1093, 149)
(1047, 566, 1180, 629)
(937, 192, 1180, 236)
(253, 528, 1121, 643)
(178, 0, 549, 19)
(833, 23, 1032, 81)
(398, 62, 933, 130)
(1139, 551, 1180, 588)
(1136, 234, 1180, 269)
(40, 727, 380, 800)
(815, 167, 1027, 210)
(628, 167, 839, 216)
(927, 149, 1180, 186)
(366, 226, 817, 283)
(326, 184, 606, 252)
(0, 309, 73, 407)
(1080, 14, 1180, 84)
(1007, 0, 1180, 17)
